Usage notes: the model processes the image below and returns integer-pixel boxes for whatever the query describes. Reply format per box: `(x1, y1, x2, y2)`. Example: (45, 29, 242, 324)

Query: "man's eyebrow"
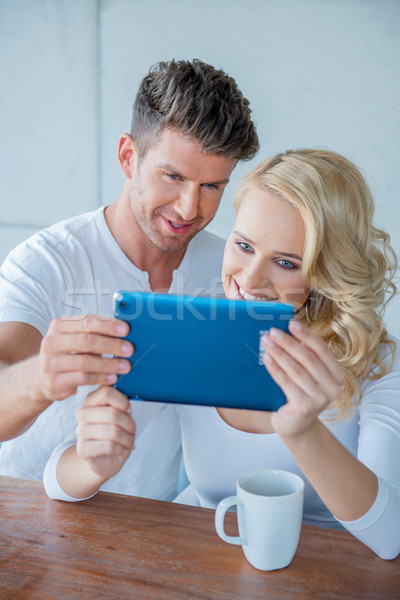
(157, 163, 183, 177)
(157, 163, 230, 185)
(233, 230, 303, 260)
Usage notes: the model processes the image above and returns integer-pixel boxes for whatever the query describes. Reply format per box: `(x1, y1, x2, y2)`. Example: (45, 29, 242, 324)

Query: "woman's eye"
(277, 259, 296, 269)
(236, 242, 253, 253)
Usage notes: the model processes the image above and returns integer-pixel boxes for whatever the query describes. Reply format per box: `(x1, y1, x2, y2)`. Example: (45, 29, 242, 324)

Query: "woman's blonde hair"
(234, 149, 398, 419)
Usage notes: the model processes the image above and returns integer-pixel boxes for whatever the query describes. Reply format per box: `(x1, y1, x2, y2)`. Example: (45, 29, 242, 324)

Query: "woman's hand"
(75, 386, 136, 481)
(262, 320, 345, 438)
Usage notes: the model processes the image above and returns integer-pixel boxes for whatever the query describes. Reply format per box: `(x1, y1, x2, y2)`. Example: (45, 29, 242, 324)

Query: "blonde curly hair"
(234, 149, 398, 419)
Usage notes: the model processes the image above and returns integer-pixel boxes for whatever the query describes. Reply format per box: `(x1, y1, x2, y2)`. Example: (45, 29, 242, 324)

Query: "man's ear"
(118, 134, 137, 179)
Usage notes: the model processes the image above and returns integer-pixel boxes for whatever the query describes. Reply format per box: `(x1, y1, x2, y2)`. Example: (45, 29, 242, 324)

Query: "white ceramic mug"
(215, 469, 304, 571)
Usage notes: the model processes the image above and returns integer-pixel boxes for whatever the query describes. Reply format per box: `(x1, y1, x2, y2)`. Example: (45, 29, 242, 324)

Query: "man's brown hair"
(131, 59, 259, 160)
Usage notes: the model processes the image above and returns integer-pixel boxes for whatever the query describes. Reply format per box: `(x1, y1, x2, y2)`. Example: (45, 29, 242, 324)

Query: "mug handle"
(215, 496, 246, 545)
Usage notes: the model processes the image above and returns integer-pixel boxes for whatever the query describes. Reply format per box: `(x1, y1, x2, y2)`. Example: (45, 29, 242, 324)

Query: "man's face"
(129, 128, 236, 253)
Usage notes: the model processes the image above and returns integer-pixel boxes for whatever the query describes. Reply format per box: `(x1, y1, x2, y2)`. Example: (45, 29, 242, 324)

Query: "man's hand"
(38, 315, 133, 402)
(75, 386, 136, 481)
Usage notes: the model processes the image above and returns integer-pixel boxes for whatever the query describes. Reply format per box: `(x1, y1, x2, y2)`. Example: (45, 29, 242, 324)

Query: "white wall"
(1, 0, 399, 333)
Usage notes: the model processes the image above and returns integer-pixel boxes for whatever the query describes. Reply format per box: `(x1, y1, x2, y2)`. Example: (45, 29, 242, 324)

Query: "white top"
(0, 207, 225, 500)
(175, 337, 400, 559)
(43, 323, 400, 559)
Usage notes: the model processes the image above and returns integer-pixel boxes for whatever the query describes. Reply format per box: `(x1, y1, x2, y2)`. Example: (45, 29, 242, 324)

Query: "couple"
(0, 60, 399, 560)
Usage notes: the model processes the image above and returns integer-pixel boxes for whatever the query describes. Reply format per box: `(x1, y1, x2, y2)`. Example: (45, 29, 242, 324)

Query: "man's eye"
(203, 183, 218, 190)
(166, 173, 180, 181)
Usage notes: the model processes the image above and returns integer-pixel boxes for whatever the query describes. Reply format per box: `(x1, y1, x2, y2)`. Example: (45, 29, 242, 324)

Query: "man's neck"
(104, 193, 187, 293)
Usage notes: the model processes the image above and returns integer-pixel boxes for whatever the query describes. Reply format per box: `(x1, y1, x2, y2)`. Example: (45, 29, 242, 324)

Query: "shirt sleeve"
(43, 437, 97, 502)
(43, 400, 170, 501)
(0, 237, 71, 335)
(336, 340, 400, 559)
(337, 478, 400, 559)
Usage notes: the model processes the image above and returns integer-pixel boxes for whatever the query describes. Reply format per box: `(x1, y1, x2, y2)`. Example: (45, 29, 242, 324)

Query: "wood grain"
(0, 476, 399, 600)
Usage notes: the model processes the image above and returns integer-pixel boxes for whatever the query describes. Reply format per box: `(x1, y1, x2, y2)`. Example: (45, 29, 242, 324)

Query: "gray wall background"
(1, 0, 399, 334)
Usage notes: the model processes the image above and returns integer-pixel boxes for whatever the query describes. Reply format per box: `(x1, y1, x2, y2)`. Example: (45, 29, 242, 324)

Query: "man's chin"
(149, 232, 197, 253)
(142, 216, 206, 253)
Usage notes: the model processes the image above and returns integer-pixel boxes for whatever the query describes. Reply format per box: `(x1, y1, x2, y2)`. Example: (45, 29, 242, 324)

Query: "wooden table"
(0, 476, 399, 600)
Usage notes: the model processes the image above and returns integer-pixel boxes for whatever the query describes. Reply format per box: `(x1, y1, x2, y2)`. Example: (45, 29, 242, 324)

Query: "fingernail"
(270, 327, 283, 339)
(117, 323, 128, 335)
(263, 351, 273, 363)
(106, 374, 118, 383)
(119, 360, 131, 372)
(263, 335, 275, 348)
(121, 342, 133, 356)
(290, 320, 302, 332)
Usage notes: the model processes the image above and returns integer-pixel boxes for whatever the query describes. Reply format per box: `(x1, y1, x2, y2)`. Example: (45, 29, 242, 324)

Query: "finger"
(77, 439, 132, 461)
(263, 338, 342, 405)
(82, 386, 131, 412)
(45, 354, 131, 376)
(42, 332, 134, 359)
(49, 315, 129, 337)
(264, 329, 334, 386)
(268, 326, 343, 387)
(78, 423, 135, 452)
(77, 405, 136, 436)
(263, 355, 320, 418)
(42, 372, 120, 400)
(288, 320, 344, 383)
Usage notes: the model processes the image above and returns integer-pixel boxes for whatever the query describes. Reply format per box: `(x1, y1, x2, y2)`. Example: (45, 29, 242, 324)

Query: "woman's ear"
(118, 134, 137, 179)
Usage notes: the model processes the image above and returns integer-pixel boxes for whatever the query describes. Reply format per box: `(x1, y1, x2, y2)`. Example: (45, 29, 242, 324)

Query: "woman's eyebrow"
(273, 251, 303, 261)
(234, 231, 303, 261)
(234, 230, 255, 244)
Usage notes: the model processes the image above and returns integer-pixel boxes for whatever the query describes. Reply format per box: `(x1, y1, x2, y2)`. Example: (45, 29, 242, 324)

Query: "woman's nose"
(243, 261, 271, 291)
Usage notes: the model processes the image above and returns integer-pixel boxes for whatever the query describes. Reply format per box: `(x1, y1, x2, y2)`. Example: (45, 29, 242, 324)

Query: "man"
(0, 59, 258, 499)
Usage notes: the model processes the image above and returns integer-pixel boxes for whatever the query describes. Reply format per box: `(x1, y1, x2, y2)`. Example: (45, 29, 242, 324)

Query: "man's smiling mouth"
(161, 216, 195, 234)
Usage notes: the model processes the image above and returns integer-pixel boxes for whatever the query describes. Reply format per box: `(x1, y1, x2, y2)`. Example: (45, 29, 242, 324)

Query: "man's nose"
(175, 186, 199, 221)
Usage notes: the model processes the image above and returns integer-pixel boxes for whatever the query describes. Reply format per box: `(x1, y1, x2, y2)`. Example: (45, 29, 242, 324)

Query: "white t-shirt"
(175, 337, 400, 559)
(0, 207, 225, 500)
(43, 323, 400, 560)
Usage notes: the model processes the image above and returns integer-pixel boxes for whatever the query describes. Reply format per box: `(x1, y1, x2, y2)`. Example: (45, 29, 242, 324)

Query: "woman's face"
(222, 186, 310, 309)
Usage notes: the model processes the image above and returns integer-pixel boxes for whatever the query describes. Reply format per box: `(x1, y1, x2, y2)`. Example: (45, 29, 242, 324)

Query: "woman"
(44, 149, 400, 559)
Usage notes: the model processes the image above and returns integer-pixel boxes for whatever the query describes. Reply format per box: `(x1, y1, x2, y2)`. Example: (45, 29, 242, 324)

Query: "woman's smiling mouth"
(234, 279, 279, 302)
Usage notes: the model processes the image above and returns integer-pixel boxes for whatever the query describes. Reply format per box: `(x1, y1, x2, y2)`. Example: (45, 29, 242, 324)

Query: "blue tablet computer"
(113, 291, 295, 412)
